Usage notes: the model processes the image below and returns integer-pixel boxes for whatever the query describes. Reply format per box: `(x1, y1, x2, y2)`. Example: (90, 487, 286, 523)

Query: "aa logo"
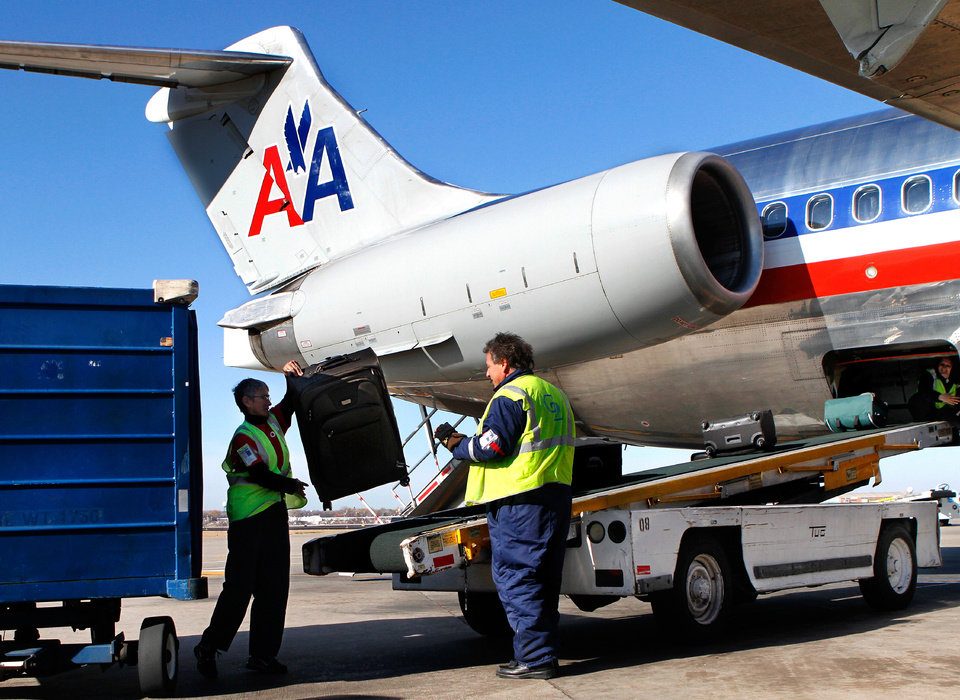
(248, 100, 354, 237)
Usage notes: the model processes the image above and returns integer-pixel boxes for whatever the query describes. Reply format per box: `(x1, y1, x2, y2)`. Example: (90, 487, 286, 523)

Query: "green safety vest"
(464, 374, 576, 505)
(932, 371, 957, 409)
(222, 413, 306, 521)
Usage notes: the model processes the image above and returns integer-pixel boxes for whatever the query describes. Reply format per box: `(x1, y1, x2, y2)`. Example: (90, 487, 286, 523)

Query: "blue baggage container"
(0, 283, 206, 694)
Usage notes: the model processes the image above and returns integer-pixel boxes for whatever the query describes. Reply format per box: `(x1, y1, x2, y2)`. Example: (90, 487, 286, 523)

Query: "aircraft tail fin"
(146, 26, 498, 294)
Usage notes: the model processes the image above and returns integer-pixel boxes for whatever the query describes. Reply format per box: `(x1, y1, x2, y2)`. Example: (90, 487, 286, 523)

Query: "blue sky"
(1, 0, 953, 509)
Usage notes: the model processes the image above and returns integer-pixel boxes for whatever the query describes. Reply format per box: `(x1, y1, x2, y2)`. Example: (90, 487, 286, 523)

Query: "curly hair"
(233, 378, 269, 412)
(482, 332, 534, 371)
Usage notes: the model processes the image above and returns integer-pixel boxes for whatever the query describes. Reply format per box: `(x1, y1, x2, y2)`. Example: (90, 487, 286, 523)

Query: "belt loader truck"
(306, 422, 951, 638)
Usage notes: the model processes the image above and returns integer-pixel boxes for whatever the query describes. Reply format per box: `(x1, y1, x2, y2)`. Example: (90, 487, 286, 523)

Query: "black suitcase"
(288, 348, 407, 507)
(701, 409, 777, 457)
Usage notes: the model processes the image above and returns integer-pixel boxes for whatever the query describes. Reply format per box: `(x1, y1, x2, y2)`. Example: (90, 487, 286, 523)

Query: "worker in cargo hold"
(910, 356, 960, 424)
(438, 332, 575, 680)
(194, 360, 309, 680)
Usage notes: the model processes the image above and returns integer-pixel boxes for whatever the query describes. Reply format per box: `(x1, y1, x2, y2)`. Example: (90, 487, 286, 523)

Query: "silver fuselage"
(389, 110, 960, 446)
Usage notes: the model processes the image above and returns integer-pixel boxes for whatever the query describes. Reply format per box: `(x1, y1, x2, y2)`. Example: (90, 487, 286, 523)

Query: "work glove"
(434, 423, 465, 452)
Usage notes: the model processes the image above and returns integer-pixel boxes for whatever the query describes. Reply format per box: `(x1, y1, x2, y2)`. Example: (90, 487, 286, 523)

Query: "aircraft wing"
(0, 40, 290, 87)
(619, 0, 960, 131)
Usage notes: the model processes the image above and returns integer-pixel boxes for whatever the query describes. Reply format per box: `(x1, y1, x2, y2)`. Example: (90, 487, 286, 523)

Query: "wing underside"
(620, 0, 960, 131)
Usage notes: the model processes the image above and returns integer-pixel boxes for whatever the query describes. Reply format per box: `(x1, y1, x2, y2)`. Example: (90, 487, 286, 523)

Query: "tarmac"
(2, 526, 959, 699)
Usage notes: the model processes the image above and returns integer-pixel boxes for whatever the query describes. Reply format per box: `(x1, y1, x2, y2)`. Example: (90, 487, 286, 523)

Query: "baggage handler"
(438, 333, 575, 680)
(910, 356, 960, 424)
(195, 360, 308, 679)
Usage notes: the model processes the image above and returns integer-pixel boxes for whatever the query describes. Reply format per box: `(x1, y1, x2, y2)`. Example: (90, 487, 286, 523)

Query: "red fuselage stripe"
(745, 239, 960, 307)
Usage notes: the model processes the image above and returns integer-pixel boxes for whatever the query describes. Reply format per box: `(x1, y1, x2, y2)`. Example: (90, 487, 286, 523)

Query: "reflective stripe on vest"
(932, 371, 957, 409)
(464, 374, 575, 505)
(221, 413, 290, 521)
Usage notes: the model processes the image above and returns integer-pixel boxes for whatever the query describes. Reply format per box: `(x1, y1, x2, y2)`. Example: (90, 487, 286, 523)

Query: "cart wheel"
(753, 435, 766, 450)
(458, 591, 512, 638)
(651, 534, 732, 640)
(859, 523, 917, 611)
(138, 616, 178, 697)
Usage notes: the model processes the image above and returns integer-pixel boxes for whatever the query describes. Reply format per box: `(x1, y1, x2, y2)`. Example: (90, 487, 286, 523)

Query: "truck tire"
(138, 616, 178, 697)
(458, 591, 512, 638)
(651, 534, 732, 640)
(859, 523, 917, 611)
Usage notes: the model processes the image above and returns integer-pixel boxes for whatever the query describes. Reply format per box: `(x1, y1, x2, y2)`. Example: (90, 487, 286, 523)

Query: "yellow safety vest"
(222, 413, 306, 521)
(464, 374, 576, 505)
(932, 373, 957, 409)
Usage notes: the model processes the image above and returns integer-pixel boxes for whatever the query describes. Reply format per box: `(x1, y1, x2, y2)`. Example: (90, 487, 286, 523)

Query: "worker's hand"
(940, 394, 960, 405)
(282, 360, 303, 377)
(290, 478, 309, 496)
(441, 432, 465, 452)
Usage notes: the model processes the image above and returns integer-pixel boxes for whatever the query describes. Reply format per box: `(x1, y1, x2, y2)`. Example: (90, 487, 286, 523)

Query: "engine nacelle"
(221, 152, 762, 381)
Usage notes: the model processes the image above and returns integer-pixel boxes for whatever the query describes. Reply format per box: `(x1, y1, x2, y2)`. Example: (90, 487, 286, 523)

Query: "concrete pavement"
(3, 527, 959, 698)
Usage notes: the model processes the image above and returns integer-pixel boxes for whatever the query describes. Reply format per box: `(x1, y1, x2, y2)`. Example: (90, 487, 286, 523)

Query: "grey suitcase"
(701, 410, 777, 457)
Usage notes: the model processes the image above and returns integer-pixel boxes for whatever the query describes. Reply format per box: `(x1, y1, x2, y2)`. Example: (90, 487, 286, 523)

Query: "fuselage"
(389, 109, 960, 446)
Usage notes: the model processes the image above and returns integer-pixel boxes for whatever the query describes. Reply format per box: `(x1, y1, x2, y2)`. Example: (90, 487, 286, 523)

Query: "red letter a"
(248, 145, 305, 236)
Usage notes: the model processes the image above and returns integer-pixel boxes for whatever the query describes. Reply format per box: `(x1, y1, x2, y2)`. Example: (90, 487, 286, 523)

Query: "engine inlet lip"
(666, 153, 763, 315)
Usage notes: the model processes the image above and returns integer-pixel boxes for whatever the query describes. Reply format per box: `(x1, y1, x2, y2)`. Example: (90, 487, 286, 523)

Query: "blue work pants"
(487, 482, 572, 666)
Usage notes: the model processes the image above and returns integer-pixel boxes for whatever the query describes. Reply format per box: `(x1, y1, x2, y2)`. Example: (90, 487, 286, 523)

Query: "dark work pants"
(201, 501, 290, 659)
(487, 482, 572, 667)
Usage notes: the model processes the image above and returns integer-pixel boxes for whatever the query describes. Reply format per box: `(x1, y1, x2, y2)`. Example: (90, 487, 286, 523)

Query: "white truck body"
(395, 501, 939, 603)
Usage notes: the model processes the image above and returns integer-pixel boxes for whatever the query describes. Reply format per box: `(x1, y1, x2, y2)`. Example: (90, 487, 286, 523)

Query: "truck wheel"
(859, 524, 917, 611)
(458, 591, 512, 638)
(651, 535, 732, 639)
(138, 616, 178, 697)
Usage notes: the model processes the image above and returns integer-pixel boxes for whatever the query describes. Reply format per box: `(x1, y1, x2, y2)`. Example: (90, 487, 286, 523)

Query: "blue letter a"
(302, 126, 354, 220)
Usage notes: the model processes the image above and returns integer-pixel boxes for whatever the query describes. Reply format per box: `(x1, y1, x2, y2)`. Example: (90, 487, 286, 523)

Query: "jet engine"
(221, 151, 762, 382)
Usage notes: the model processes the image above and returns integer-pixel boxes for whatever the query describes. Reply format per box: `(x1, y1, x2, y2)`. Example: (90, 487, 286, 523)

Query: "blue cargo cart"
(0, 282, 206, 696)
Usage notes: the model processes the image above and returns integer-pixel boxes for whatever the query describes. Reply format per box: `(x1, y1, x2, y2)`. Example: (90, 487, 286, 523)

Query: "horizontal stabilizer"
(0, 39, 290, 87)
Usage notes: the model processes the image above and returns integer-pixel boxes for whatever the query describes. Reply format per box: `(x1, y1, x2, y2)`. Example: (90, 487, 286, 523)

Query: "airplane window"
(954, 170, 960, 204)
(806, 194, 833, 231)
(852, 185, 881, 223)
(902, 175, 931, 214)
(761, 202, 788, 238)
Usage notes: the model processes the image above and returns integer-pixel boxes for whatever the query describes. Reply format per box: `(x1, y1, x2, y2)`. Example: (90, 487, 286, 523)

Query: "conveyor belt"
(302, 421, 952, 575)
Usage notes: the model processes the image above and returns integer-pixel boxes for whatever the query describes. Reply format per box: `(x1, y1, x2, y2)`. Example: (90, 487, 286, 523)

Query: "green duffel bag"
(824, 393, 888, 432)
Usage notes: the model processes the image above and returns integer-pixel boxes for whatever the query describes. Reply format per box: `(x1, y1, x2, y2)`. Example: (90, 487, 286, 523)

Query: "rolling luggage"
(288, 348, 407, 507)
(824, 393, 888, 432)
(701, 409, 777, 457)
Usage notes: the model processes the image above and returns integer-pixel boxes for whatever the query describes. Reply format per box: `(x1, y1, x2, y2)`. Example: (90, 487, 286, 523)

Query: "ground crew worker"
(911, 356, 960, 424)
(194, 360, 308, 679)
(439, 333, 575, 680)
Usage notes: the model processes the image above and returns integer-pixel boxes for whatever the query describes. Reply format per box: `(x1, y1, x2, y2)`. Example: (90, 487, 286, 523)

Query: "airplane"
(2, 2, 960, 466)
(836, 484, 960, 526)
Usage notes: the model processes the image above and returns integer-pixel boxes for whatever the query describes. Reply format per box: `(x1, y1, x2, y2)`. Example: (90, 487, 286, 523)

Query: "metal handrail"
(383, 406, 476, 514)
